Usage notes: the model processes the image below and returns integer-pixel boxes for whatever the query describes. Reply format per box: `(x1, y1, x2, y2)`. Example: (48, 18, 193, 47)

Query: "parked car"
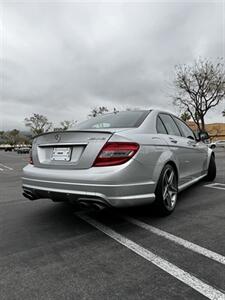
(22, 109, 216, 216)
(215, 140, 225, 148)
(4, 147, 13, 152)
(17, 147, 30, 154)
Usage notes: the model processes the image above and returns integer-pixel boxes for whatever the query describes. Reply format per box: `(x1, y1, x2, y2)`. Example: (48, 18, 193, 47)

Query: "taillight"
(93, 142, 139, 167)
(29, 150, 33, 165)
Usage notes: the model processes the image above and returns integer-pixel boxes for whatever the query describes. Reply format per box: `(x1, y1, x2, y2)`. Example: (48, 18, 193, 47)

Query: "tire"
(154, 164, 178, 216)
(204, 155, 216, 181)
(210, 145, 215, 149)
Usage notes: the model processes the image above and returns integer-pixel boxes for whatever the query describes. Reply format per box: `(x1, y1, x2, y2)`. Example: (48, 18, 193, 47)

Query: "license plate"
(51, 147, 72, 161)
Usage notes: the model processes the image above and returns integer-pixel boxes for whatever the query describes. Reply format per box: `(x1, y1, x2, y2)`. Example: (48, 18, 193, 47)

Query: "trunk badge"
(88, 137, 106, 141)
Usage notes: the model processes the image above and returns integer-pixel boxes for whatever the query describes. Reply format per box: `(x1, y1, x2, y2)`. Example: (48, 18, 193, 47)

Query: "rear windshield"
(76, 110, 150, 129)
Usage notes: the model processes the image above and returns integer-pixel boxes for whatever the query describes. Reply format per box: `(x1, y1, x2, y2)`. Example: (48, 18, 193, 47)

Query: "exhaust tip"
(77, 199, 107, 210)
(23, 191, 37, 201)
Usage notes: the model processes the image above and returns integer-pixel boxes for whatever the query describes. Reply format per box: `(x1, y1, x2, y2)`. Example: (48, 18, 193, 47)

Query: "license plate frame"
(51, 147, 72, 161)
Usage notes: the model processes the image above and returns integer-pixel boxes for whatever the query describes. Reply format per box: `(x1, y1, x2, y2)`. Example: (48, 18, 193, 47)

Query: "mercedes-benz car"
(22, 109, 216, 216)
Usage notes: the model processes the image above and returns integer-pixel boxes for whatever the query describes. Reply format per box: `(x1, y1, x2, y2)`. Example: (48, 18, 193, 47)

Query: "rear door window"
(159, 114, 181, 136)
(173, 117, 196, 140)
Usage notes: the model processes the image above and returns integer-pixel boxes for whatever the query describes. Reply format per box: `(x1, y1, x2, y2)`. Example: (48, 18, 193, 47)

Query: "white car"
(215, 140, 225, 148)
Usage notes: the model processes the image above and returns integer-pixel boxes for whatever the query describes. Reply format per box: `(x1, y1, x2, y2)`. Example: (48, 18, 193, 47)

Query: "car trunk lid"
(32, 130, 114, 169)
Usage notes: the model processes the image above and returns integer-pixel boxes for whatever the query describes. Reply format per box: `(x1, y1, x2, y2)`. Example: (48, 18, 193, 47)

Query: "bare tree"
(172, 58, 225, 132)
(180, 111, 191, 122)
(4, 129, 21, 145)
(54, 120, 77, 131)
(88, 106, 109, 118)
(113, 107, 119, 114)
(24, 113, 52, 135)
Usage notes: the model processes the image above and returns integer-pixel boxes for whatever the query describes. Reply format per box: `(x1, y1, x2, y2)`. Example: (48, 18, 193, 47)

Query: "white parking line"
(0, 168, 3, 171)
(123, 216, 225, 266)
(75, 213, 225, 300)
(0, 163, 13, 170)
(204, 183, 225, 190)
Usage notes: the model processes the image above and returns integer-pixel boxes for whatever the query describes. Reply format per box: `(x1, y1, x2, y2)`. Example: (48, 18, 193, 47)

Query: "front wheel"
(154, 164, 178, 216)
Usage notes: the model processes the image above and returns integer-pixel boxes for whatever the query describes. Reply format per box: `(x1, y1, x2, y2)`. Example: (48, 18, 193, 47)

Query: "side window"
(156, 116, 167, 134)
(173, 117, 195, 140)
(159, 114, 181, 136)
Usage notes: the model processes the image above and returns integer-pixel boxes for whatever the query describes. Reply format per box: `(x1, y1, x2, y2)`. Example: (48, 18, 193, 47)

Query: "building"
(187, 122, 225, 141)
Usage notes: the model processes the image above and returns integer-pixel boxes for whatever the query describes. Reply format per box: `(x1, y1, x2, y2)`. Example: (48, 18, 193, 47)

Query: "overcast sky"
(0, 0, 225, 130)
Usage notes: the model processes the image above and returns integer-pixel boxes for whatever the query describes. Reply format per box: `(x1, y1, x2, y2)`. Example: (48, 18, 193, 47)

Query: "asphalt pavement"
(0, 149, 225, 300)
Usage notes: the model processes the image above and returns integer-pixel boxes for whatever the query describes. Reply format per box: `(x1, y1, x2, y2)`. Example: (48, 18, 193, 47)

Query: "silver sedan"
(22, 109, 216, 216)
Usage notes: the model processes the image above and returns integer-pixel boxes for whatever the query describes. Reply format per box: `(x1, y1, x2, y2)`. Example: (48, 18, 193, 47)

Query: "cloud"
(0, 0, 224, 130)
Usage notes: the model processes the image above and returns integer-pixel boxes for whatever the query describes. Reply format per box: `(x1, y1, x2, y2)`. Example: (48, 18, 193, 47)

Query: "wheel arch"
(206, 147, 214, 169)
(154, 158, 179, 193)
(165, 161, 179, 182)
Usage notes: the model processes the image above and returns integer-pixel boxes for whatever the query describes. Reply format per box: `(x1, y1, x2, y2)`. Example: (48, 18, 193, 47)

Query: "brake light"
(93, 142, 139, 167)
(29, 150, 33, 165)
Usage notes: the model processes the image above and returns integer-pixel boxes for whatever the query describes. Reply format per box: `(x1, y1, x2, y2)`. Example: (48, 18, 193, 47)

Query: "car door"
(172, 116, 208, 179)
(158, 113, 203, 185)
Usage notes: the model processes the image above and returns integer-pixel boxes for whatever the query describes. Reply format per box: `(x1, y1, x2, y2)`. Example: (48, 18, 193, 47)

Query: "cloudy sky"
(0, 0, 225, 130)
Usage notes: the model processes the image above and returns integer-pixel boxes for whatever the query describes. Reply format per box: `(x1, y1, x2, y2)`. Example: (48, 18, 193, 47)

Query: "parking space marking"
(75, 212, 225, 300)
(123, 216, 225, 265)
(204, 183, 225, 190)
(0, 168, 3, 171)
(0, 163, 13, 171)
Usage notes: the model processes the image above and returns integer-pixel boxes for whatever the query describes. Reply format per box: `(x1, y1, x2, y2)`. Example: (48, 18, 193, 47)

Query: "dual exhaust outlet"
(23, 190, 37, 201)
(22, 190, 107, 210)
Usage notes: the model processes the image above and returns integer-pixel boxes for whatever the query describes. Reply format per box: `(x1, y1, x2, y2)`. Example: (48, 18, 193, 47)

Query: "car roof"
(106, 109, 178, 117)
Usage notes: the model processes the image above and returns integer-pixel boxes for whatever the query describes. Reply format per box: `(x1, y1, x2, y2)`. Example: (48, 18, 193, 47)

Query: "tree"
(113, 107, 119, 114)
(172, 58, 225, 132)
(88, 106, 121, 118)
(24, 113, 52, 135)
(180, 111, 191, 122)
(53, 120, 77, 131)
(88, 106, 109, 118)
(0, 131, 5, 141)
(4, 129, 20, 145)
(60, 120, 76, 130)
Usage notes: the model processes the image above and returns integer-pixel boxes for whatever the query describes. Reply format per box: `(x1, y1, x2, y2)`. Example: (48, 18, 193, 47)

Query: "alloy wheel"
(162, 167, 178, 211)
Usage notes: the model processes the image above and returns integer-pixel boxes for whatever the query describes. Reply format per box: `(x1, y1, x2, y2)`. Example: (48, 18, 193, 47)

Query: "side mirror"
(198, 131, 209, 142)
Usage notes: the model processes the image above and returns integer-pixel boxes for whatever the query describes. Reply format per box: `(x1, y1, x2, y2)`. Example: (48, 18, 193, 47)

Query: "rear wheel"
(204, 155, 216, 181)
(154, 164, 178, 216)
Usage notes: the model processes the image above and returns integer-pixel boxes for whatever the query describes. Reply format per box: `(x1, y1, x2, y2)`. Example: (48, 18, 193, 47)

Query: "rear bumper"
(22, 164, 156, 207)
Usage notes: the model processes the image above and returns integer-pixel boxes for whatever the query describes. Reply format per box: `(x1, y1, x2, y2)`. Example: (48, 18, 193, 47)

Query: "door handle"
(170, 139, 178, 144)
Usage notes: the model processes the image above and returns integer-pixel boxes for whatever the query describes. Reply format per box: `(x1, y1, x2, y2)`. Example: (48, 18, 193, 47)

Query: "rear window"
(76, 111, 150, 129)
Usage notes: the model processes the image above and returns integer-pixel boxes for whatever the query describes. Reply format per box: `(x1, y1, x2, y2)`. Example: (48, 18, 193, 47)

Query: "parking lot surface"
(0, 149, 225, 300)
